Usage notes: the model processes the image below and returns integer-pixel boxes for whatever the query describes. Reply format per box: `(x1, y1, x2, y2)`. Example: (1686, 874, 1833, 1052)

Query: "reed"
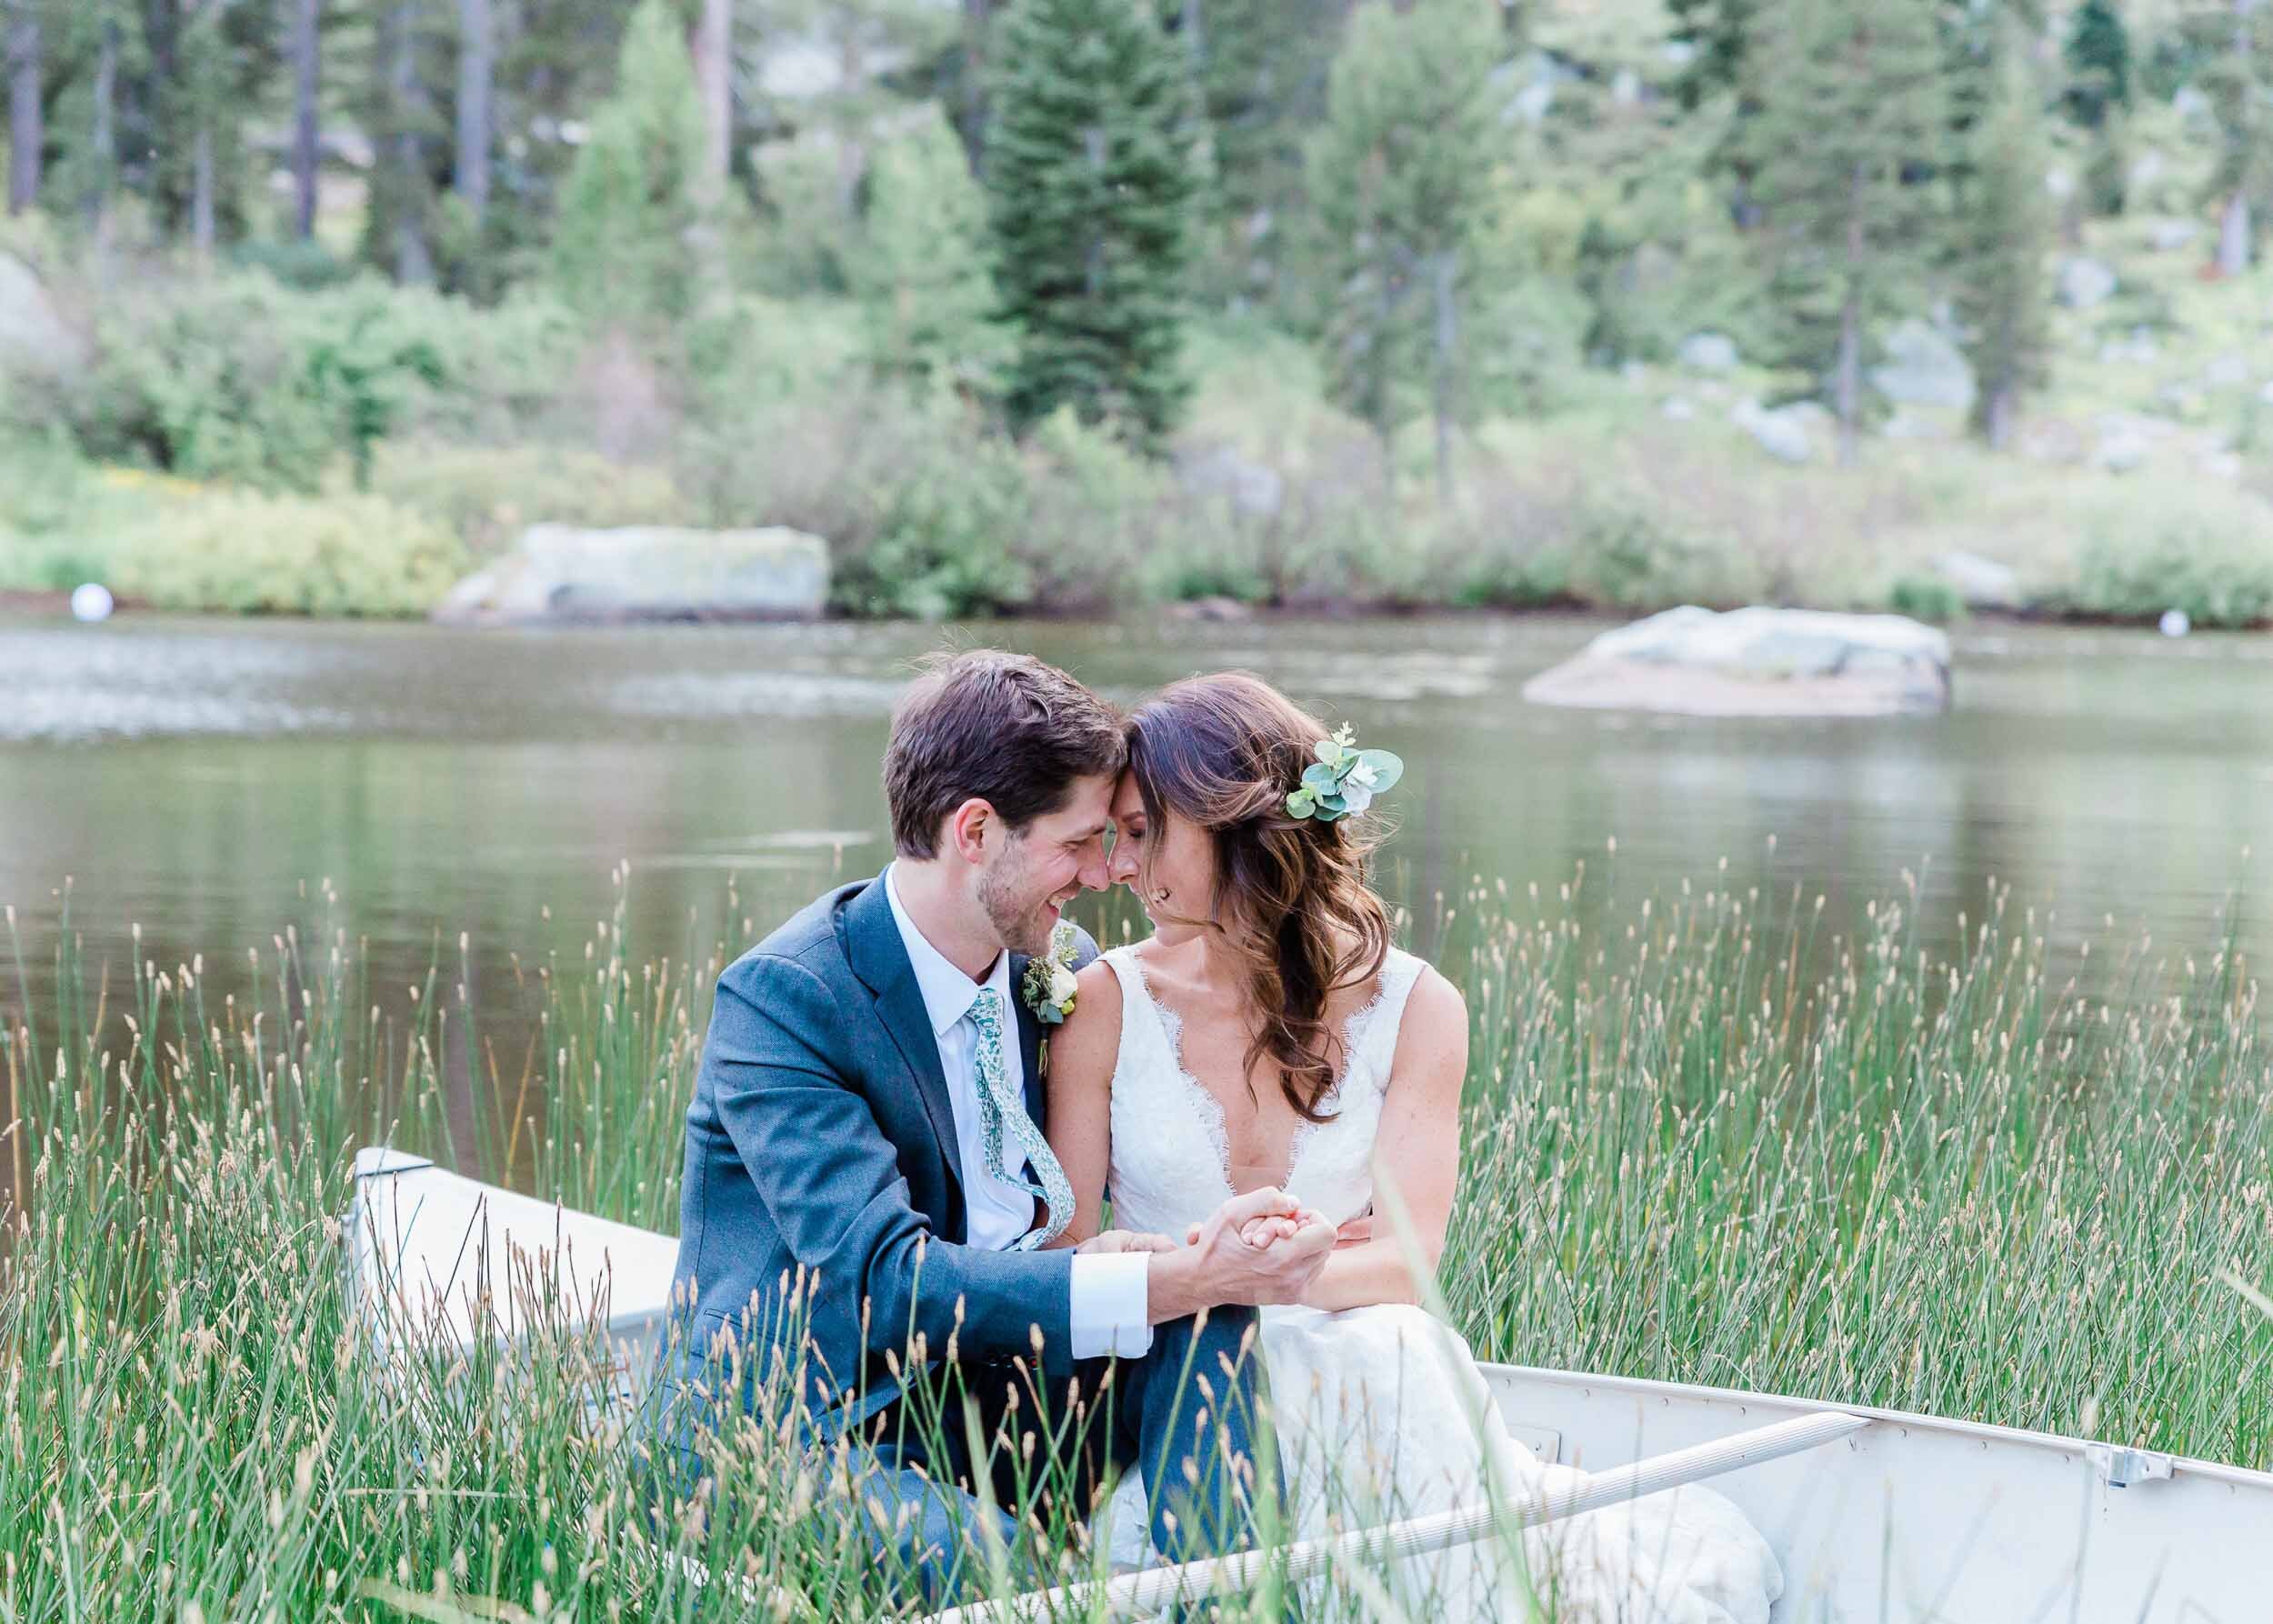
(0, 862, 2267, 1619)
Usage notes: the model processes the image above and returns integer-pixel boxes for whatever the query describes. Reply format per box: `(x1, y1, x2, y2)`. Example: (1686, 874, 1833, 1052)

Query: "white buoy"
(70, 582, 115, 623)
(2158, 608, 2190, 638)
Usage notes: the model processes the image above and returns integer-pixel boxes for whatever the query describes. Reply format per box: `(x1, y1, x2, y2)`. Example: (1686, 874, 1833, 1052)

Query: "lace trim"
(1286, 961, 1401, 1178)
(1116, 949, 1238, 1198)
(1118, 946, 1418, 1196)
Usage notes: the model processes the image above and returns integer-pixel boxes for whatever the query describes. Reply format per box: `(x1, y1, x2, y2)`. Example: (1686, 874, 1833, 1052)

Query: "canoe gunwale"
(1480, 1361, 2273, 1494)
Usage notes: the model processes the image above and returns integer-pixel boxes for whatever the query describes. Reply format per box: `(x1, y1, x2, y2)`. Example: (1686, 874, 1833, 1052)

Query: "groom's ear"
(945, 797, 997, 866)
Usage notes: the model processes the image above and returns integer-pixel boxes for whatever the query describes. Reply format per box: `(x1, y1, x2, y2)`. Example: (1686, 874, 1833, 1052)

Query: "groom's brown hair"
(885, 649, 1125, 858)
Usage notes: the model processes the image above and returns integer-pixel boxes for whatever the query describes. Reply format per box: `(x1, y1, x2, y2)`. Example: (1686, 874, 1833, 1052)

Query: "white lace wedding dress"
(1097, 944, 1783, 1624)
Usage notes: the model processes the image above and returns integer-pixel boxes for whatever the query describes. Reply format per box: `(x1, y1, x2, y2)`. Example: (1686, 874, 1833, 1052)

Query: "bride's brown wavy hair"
(1126, 672, 1392, 1123)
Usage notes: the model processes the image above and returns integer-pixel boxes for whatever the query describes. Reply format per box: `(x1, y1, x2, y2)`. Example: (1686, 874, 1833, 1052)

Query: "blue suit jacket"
(665, 875, 1099, 1441)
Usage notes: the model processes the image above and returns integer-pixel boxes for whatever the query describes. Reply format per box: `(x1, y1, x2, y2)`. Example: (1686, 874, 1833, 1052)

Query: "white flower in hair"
(1285, 722, 1403, 824)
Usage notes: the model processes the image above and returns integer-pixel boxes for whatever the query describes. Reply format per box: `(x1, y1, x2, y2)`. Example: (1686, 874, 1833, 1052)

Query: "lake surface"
(5, 610, 2273, 1048)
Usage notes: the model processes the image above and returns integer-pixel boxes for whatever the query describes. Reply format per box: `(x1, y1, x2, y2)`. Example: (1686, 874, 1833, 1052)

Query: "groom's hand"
(1147, 1187, 1334, 1323)
(1079, 1228, 1180, 1255)
(1182, 1207, 1332, 1249)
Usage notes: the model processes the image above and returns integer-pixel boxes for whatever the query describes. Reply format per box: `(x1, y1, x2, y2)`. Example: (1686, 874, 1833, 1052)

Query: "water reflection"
(3, 611, 2269, 1063)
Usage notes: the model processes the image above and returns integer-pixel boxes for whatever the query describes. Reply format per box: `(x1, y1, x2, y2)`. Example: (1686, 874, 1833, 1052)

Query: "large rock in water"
(433, 524, 829, 626)
(1523, 606, 1951, 717)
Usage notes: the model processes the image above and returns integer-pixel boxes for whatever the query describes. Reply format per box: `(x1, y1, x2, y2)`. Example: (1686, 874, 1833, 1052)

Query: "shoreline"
(0, 590, 2256, 636)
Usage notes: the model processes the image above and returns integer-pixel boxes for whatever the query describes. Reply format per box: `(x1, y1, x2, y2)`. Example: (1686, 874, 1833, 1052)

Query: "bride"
(1043, 672, 1782, 1623)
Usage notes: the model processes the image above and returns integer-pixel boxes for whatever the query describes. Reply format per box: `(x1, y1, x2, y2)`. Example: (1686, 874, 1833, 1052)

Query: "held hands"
(1182, 1186, 1336, 1308)
(1182, 1203, 1373, 1250)
(1076, 1228, 1180, 1256)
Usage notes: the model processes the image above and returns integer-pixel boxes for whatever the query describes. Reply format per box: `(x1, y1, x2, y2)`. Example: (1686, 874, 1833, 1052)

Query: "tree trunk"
(1836, 165, 1864, 466)
(1372, 252, 1398, 503)
(1429, 250, 1457, 507)
(2218, 190, 2251, 278)
(192, 125, 215, 253)
(835, 21, 866, 216)
(691, 0, 731, 194)
(1984, 380, 2015, 451)
(1834, 294, 1861, 466)
(292, 0, 319, 238)
(87, 16, 117, 234)
(456, 0, 491, 219)
(392, 0, 433, 284)
(5, 0, 37, 215)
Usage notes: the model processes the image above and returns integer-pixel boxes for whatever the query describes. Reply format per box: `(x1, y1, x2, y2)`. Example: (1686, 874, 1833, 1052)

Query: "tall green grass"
(1, 865, 2268, 1619)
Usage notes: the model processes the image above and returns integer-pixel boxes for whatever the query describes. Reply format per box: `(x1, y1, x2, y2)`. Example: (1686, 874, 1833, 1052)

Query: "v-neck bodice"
(1099, 944, 1425, 1236)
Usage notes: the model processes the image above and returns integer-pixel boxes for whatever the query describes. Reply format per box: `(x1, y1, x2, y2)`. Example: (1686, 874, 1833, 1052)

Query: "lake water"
(5, 610, 2273, 1046)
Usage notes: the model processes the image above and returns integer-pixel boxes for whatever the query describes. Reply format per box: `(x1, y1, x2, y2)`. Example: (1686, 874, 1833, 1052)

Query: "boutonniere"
(1021, 919, 1080, 1028)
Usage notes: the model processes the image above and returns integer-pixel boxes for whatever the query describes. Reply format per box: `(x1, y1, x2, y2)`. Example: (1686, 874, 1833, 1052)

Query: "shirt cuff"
(1067, 1251, 1155, 1359)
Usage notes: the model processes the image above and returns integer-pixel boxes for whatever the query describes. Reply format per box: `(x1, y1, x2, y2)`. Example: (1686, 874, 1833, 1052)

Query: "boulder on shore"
(1678, 331, 1740, 372)
(433, 524, 829, 626)
(1871, 318, 1976, 411)
(1523, 606, 1951, 717)
(1733, 397, 1816, 464)
(2058, 256, 2118, 309)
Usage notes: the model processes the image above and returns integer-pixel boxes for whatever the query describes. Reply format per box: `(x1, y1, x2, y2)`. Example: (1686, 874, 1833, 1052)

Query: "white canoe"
(346, 1149, 2273, 1621)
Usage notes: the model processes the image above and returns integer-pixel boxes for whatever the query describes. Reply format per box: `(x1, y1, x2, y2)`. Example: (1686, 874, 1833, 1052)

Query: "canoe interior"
(348, 1153, 2273, 1623)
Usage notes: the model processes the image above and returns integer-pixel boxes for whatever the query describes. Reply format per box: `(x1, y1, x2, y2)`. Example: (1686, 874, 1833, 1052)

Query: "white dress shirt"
(884, 866, 1153, 1358)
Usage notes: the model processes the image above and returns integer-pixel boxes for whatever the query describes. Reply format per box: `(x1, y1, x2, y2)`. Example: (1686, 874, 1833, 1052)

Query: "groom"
(652, 648, 1333, 1594)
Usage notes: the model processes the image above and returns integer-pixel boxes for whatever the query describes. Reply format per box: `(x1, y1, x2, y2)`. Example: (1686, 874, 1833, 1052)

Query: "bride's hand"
(1183, 1207, 1330, 1249)
(1077, 1228, 1180, 1255)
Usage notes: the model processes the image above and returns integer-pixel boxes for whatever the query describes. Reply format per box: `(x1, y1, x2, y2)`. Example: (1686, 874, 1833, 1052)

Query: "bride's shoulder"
(1065, 950, 1128, 1025)
(1046, 954, 1126, 1088)
(1387, 954, 1466, 1048)
(1074, 948, 1126, 994)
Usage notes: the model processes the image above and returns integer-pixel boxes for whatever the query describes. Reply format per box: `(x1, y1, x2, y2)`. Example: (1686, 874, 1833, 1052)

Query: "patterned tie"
(966, 987, 1072, 1249)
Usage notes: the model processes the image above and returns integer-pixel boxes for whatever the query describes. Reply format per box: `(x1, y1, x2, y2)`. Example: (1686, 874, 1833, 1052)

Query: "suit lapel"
(842, 878, 966, 1196)
(1010, 952, 1048, 1128)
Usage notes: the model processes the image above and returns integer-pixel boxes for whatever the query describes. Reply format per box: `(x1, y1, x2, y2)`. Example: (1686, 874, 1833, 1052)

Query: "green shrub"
(849, 105, 1013, 393)
(1560, 491, 1758, 608)
(679, 383, 1034, 618)
(1018, 408, 1200, 611)
(20, 271, 579, 495)
(1450, 541, 1573, 609)
(2062, 483, 2273, 627)
(365, 440, 691, 554)
(106, 486, 469, 616)
(551, 0, 714, 326)
(1888, 573, 1966, 623)
(228, 237, 360, 291)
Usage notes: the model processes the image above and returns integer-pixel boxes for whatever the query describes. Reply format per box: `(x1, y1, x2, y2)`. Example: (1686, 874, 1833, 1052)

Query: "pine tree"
(473, 0, 636, 285)
(985, 0, 1202, 447)
(551, 0, 710, 324)
(1741, 0, 1944, 465)
(361, 0, 445, 281)
(1951, 23, 2052, 449)
(2194, 0, 2273, 274)
(2063, 0, 2132, 218)
(1666, 0, 1754, 110)
(853, 104, 1011, 392)
(1171, 0, 1346, 306)
(1307, 0, 1499, 501)
(2064, 0, 2131, 129)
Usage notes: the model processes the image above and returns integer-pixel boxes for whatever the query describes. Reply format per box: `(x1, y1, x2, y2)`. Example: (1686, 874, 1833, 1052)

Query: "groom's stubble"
(976, 827, 1064, 958)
